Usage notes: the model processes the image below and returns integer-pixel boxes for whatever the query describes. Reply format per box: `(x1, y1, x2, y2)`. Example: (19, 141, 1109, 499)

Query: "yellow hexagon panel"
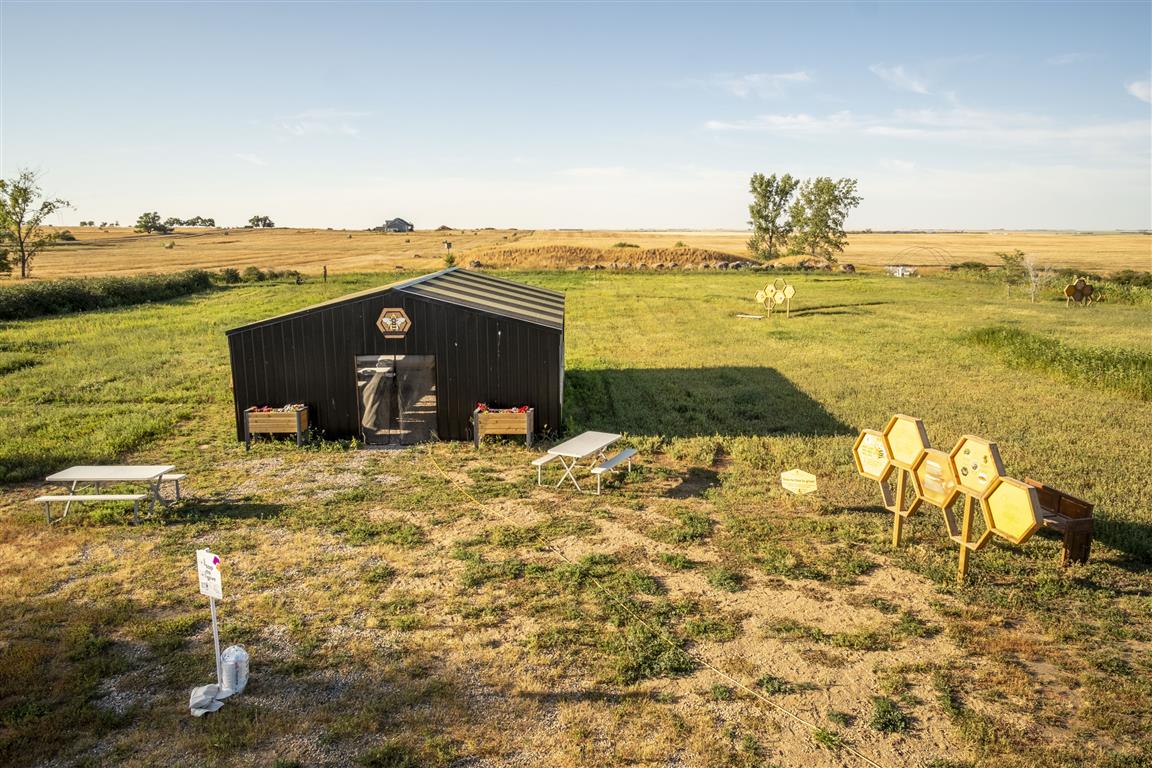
(949, 435, 1005, 499)
(883, 414, 929, 469)
(982, 476, 1043, 545)
(911, 448, 959, 508)
(853, 429, 893, 482)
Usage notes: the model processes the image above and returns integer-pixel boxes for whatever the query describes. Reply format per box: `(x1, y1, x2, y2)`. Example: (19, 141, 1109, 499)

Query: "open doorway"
(355, 355, 437, 445)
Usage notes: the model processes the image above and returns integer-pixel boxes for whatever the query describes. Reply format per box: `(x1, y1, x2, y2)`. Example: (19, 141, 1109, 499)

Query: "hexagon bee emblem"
(883, 414, 929, 470)
(853, 429, 893, 482)
(982, 476, 1043, 545)
(911, 448, 959, 508)
(948, 435, 1005, 499)
(376, 307, 411, 339)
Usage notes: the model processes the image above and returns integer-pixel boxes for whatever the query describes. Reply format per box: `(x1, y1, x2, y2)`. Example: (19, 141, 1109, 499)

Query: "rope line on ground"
(426, 446, 890, 768)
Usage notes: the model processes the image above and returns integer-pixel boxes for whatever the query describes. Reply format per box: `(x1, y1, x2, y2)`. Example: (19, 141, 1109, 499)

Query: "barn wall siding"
(227, 286, 563, 442)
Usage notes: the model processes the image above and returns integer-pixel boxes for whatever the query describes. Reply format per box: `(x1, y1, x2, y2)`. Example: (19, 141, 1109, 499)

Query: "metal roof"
(226, 268, 564, 334)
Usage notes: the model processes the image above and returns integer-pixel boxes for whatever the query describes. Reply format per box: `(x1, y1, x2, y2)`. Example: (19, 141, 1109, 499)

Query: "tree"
(787, 177, 862, 262)
(164, 217, 184, 228)
(1023, 256, 1053, 303)
(997, 249, 1026, 298)
(747, 172, 799, 260)
(248, 215, 275, 228)
(0, 169, 71, 279)
(135, 211, 172, 234)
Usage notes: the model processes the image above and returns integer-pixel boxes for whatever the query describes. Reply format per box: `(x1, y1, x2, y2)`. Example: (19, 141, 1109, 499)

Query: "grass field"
(1, 271, 1150, 767)
(22, 226, 1152, 278)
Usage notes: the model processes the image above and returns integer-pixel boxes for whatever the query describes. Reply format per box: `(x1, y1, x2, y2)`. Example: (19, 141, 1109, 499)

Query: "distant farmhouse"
(382, 218, 414, 233)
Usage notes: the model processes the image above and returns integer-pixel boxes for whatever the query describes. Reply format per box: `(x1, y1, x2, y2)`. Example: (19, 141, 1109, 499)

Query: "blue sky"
(2, 1, 1149, 230)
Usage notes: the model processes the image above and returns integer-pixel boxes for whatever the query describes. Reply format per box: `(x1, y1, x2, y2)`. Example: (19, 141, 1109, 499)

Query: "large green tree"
(787, 177, 862, 262)
(747, 172, 799, 260)
(0, 170, 71, 278)
(135, 211, 172, 234)
(248, 215, 275, 228)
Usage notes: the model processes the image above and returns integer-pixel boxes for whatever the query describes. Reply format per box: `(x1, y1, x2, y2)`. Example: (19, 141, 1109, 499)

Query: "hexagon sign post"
(911, 448, 959, 510)
(855, 417, 1070, 583)
(983, 477, 1043, 545)
(879, 415, 929, 547)
(853, 430, 893, 482)
(949, 435, 1005, 500)
(376, 307, 412, 339)
(946, 435, 1007, 582)
(755, 279, 796, 318)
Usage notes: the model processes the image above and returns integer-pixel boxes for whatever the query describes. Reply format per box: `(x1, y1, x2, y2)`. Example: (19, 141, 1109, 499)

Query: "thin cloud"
(1046, 52, 1092, 65)
(711, 71, 811, 98)
(1126, 80, 1151, 103)
(234, 153, 268, 166)
(869, 64, 930, 95)
(704, 107, 1150, 157)
(274, 109, 367, 137)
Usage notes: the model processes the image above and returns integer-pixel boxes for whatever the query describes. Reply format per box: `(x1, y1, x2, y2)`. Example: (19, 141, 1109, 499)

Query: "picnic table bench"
(35, 494, 148, 524)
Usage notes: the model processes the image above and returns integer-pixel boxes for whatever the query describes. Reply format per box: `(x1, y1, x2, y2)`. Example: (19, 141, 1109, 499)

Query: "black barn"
(226, 268, 565, 445)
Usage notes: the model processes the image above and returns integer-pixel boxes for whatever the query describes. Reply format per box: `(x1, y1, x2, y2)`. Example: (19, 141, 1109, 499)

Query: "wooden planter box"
(244, 406, 308, 450)
(473, 408, 534, 448)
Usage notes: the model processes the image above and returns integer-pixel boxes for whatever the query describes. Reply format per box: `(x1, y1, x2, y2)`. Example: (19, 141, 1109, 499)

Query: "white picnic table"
(544, 431, 621, 491)
(45, 464, 176, 517)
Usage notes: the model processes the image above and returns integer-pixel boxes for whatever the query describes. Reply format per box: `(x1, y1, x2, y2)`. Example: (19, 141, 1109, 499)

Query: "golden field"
(21, 226, 1151, 278)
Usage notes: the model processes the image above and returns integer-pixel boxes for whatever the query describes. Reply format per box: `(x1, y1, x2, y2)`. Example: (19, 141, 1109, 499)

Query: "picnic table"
(42, 464, 177, 522)
(536, 431, 621, 492)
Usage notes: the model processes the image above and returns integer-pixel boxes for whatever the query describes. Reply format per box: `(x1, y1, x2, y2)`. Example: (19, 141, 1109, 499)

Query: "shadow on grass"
(788, 301, 891, 318)
(160, 499, 288, 524)
(566, 367, 853, 438)
(1092, 518, 1152, 566)
(666, 467, 720, 499)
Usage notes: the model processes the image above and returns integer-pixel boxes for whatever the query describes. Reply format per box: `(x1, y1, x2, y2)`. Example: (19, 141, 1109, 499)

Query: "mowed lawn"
(0, 272, 1149, 768)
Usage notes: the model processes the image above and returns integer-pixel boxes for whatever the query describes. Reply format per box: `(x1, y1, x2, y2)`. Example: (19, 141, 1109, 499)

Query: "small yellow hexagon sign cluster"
(756, 279, 796, 318)
(852, 415, 1046, 581)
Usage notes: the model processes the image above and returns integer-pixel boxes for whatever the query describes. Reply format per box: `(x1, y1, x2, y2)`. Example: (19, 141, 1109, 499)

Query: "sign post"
(196, 549, 223, 684)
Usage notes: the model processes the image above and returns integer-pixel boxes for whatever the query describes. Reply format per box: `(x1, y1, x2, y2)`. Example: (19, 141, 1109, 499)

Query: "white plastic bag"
(220, 645, 250, 694)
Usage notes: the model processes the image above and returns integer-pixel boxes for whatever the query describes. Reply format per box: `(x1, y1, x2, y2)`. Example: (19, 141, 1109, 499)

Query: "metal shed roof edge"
(225, 267, 564, 336)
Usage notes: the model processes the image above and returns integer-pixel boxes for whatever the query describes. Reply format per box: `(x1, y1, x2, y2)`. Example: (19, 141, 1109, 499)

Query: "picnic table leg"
(44, 500, 52, 524)
(555, 457, 582, 492)
(149, 478, 163, 514)
(62, 481, 76, 518)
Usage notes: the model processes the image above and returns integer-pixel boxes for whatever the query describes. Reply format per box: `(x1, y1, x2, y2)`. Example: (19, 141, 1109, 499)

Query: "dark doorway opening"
(355, 355, 438, 445)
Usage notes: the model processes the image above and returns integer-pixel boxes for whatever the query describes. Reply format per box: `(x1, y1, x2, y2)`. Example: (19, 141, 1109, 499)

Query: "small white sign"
(197, 549, 223, 600)
(781, 468, 818, 495)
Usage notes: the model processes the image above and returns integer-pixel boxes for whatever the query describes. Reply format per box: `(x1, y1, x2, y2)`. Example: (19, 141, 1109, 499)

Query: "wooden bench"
(162, 473, 187, 501)
(591, 448, 637, 495)
(34, 494, 148, 525)
(1025, 478, 1094, 566)
(532, 453, 558, 485)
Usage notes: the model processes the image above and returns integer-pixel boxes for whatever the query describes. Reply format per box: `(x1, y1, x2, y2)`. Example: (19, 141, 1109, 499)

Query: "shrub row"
(215, 266, 303, 284)
(0, 270, 214, 321)
(962, 325, 1151, 401)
